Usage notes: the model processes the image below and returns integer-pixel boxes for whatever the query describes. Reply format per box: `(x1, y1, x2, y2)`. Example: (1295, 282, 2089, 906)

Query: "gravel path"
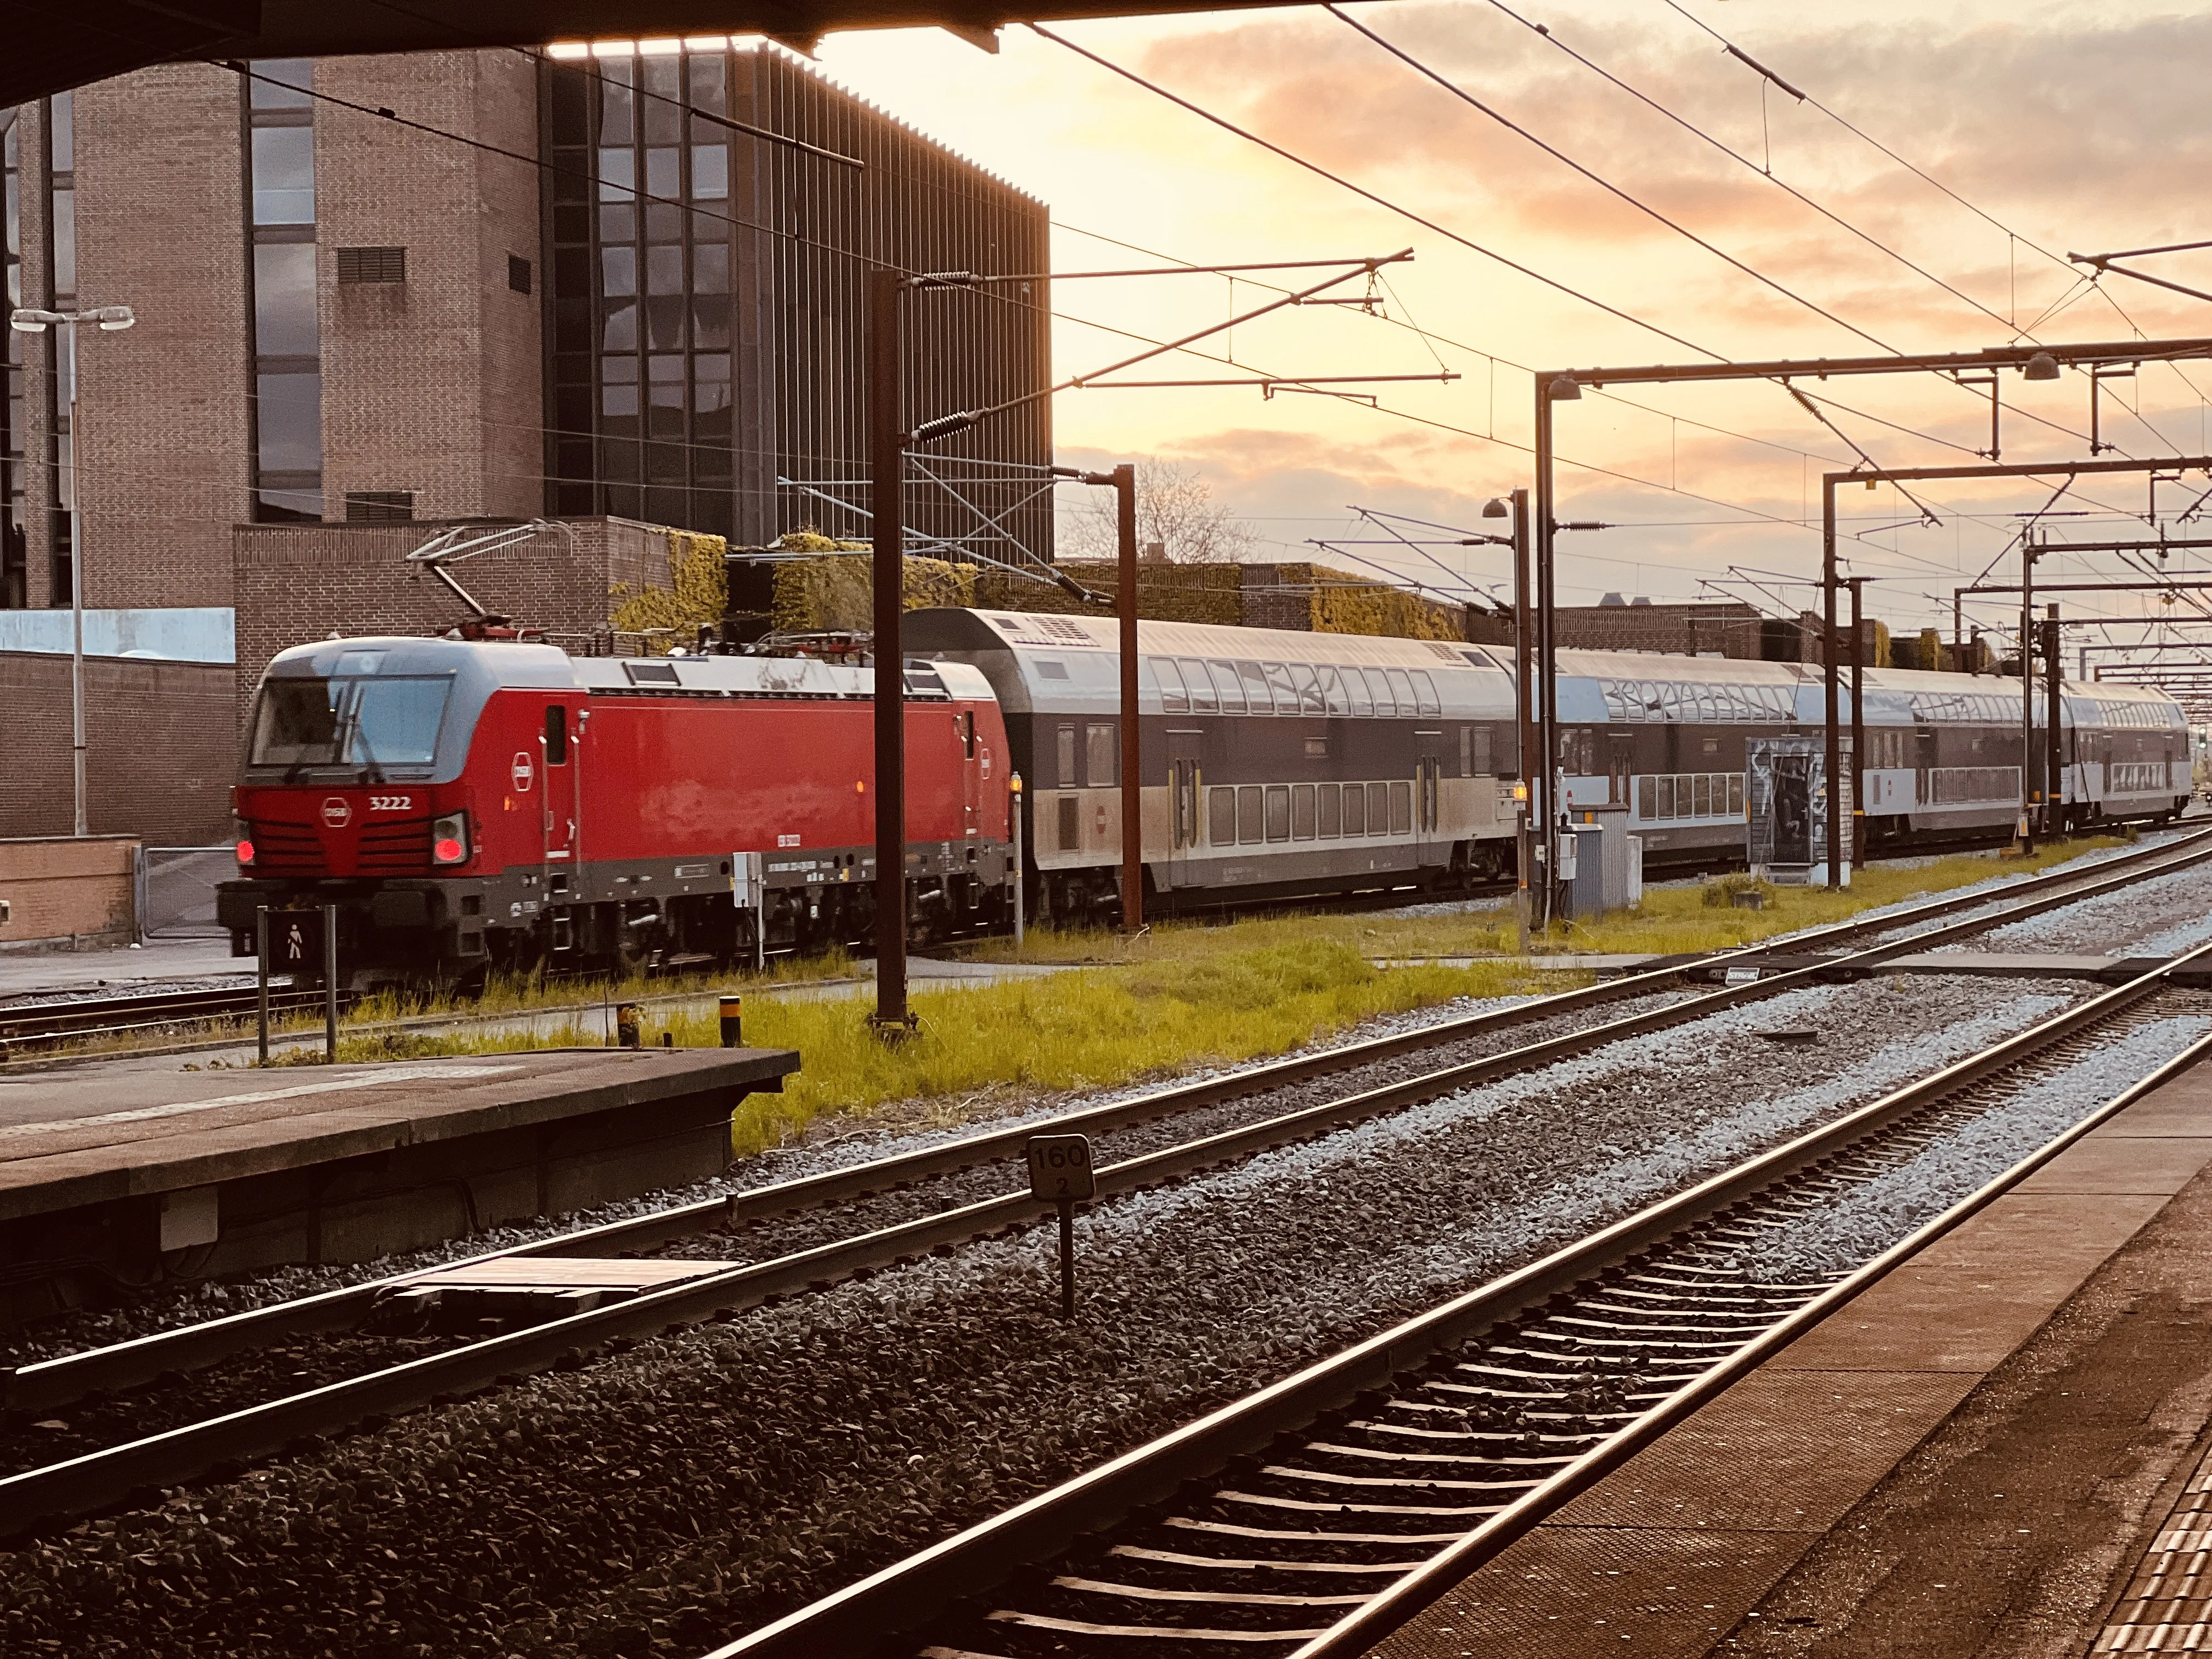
(0, 974, 2090, 1657)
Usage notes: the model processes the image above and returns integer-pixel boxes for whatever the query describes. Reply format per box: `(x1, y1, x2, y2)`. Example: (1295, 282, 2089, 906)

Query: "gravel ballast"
(0, 984, 1683, 1370)
(0, 973, 2103, 1657)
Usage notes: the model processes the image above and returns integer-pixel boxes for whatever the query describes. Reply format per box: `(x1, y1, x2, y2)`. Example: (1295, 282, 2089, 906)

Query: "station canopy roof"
(5, 0, 1328, 108)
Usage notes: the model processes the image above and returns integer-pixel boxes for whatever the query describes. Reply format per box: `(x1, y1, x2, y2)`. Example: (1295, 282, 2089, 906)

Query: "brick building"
(1, 42, 1051, 613)
(1, 43, 1050, 843)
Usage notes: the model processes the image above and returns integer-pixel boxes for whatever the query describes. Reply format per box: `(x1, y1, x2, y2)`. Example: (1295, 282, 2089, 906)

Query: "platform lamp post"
(1462, 492, 1532, 943)
(10, 303, 134, 839)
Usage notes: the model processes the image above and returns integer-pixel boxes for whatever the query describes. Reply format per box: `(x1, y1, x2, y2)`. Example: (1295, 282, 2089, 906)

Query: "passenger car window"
(1318, 783, 1342, 837)
(1342, 667, 1373, 718)
(1183, 658, 1218, 713)
(1265, 785, 1291, 840)
(1385, 668, 1418, 716)
(1152, 658, 1188, 713)
(1341, 782, 1367, 836)
(1291, 783, 1316, 839)
(1086, 722, 1116, 788)
(1238, 661, 1273, 713)
(1057, 723, 1077, 788)
(1363, 668, 1395, 716)
(1237, 785, 1264, 843)
(1290, 663, 1325, 713)
(1317, 665, 1349, 715)
(1209, 786, 1237, 845)
(1412, 669, 1441, 718)
(1262, 662, 1299, 712)
(1210, 661, 1246, 714)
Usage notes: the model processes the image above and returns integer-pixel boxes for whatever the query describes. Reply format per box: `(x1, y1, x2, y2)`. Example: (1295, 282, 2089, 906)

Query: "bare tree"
(1059, 458, 1257, 564)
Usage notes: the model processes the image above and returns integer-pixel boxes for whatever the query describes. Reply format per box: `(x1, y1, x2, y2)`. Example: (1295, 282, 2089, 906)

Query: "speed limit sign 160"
(1026, 1134, 1096, 1203)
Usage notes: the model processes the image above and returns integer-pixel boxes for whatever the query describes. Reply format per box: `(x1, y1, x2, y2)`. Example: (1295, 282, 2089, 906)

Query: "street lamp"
(10, 302, 136, 838)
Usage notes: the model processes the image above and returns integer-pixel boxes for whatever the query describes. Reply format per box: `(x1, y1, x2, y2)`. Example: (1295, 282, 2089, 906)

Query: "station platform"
(1369, 1045, 2212, 1657)
(0, 1046, 797, 1327)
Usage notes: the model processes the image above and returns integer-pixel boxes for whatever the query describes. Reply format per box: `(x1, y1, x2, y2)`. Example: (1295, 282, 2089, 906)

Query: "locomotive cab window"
(544, 704, 569, 765)
(250, 673, 453, 768)
(960, 710, 977, 760)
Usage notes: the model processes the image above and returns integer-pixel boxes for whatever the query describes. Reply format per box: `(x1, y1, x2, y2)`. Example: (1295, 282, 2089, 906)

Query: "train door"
(540, 701, 580, 948)
(1415, 730, 1446, 861)
(957, 709, 981, 838)
(1167, 730, 1204, 887)
(1607, 733, 1633, 806)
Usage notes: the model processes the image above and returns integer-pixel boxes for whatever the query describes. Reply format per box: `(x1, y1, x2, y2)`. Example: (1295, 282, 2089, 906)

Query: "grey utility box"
(1564, 804, 1643, 922)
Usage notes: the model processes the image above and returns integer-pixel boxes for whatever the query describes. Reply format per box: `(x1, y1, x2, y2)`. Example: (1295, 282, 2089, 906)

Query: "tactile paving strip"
(2094, 1459, 2212, 1652)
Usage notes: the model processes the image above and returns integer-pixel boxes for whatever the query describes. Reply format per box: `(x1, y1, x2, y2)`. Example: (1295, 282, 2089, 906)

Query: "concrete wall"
(0, 652, 235, 843)
(0, 835, 138, 950)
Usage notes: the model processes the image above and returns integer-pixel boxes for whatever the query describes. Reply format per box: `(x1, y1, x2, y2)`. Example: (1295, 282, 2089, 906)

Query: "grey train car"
(1550, 648, 2191, 865)
(907, 613, 2193, 913)
(906, 608, 1525, 918)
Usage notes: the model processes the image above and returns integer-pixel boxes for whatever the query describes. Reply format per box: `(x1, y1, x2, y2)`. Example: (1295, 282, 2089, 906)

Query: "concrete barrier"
(0, 836, 140, 952)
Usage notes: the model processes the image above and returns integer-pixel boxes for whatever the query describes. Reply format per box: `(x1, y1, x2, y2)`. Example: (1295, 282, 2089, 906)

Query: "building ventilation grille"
(345, 491, 416, 522)
(336, 246, 407, 284)
(507, 254, 532, 295)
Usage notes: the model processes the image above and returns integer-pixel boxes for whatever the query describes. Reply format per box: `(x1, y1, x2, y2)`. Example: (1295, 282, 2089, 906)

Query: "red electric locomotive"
(219, 636, 1014, 989)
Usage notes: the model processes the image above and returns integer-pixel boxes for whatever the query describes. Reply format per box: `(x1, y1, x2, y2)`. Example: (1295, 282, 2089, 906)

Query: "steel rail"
(2, 833, 2203, 1536)
(15, 826, 2199, 1414)
(709, 939, 2212, 1658)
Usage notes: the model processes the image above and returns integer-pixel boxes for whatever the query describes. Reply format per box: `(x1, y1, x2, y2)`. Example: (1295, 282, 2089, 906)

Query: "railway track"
(711, 951, 2212, 1658)
(2, 828, 2205, 1541)
(0, 828, 2186, 1064)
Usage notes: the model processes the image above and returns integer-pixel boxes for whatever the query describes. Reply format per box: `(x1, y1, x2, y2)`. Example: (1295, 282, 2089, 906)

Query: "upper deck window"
(249, 675, 453, 768)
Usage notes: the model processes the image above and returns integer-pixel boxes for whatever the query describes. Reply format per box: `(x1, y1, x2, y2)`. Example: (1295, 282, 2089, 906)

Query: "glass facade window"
(251, 242, 319, 356)
(541, 45, 1051, 549)
(245, 61, 322, 521)
(548, 48, 745, 533)
(250, 127, 315, 225)
(2, 107, 24, 607)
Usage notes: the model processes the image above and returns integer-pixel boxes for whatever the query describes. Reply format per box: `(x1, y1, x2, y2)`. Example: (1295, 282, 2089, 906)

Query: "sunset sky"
(807, 1, 2212, 645)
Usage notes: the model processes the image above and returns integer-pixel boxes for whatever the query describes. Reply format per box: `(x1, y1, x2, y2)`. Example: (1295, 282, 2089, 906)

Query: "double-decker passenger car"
(907, 608, 1523, 918)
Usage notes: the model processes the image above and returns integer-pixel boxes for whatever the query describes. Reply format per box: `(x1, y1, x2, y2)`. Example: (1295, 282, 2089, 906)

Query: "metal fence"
(134, 846, 235, 940)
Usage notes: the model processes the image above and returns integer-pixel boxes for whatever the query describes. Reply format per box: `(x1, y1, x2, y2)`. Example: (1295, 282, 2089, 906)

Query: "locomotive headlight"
(431, 811, 472, 866)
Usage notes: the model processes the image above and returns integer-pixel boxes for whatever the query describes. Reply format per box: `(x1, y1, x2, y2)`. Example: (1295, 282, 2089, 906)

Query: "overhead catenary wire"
(1325, 3, 1901, 354)
(1479, 0, 2021, 339)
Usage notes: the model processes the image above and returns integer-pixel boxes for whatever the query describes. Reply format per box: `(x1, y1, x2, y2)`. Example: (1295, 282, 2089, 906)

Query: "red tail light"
(433, 837, 465, 863)
(236, 839, 256, 866)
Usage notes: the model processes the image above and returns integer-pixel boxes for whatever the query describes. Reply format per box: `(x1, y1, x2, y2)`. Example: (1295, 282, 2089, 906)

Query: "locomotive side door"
(540, 702, 580, 892)
(957, 708, 981, 839)
(1167, 730, 1204, 888)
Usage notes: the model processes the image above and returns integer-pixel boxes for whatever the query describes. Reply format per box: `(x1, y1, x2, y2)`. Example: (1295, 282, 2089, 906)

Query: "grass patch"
(1523, 833, 2126, 958)
(308, 944, 1569, 1156)
(207, 832, 2129, 1152)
